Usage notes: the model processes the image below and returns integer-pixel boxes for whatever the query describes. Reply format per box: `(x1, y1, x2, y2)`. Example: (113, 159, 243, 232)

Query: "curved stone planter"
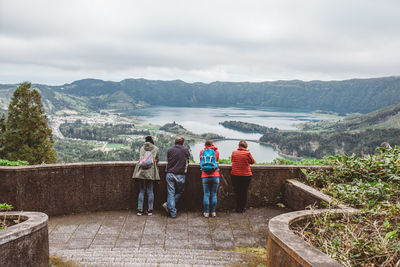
(267, 208, 358, 267)
(0, 212, 49, 267)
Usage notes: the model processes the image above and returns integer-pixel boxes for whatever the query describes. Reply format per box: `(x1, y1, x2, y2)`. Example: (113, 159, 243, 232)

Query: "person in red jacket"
(231, 140, 255, 213)
(199, 140, 220, 218)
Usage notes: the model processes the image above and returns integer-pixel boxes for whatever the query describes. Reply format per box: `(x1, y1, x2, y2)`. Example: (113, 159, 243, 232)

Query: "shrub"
(0, 159, 29, 166)
(294, 145, 400, 266)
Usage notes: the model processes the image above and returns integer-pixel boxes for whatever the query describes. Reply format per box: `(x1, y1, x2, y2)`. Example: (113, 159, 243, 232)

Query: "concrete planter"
(267, 209, 358, 267)
(268, 179, 358, 267)
(0, 212, 49, 267)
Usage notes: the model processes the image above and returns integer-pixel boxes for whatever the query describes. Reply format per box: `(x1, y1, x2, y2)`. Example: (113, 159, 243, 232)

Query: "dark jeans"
(165, 172, 186, 217)
(231, 175, 252, 212)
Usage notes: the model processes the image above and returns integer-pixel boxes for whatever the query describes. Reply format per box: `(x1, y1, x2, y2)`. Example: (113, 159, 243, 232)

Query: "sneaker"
(147, 210, 153, 216)
(162, 203, 169, 215)
(211, 212, 216, 217)
(137, 210, 143, 216)
(203, 212, 209, 218)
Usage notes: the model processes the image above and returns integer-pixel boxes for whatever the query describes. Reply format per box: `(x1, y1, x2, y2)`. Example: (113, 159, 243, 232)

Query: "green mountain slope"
(302, 101, 400, 132)
(53, 76, 400, 114)
(0, 83, 91, 114)
(1, 76, 400, 115)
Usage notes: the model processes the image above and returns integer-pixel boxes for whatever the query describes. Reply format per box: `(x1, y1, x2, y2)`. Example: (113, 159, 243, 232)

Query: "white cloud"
(0, 0, 399, 84)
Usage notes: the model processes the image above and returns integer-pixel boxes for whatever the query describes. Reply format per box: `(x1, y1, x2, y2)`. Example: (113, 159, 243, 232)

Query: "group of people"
(132, 136, 255, 218)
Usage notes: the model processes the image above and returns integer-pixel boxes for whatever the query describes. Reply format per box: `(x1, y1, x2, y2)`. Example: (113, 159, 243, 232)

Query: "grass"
(230, 247, 267, 267)
(0, 203, 14, 230)
(0, 159, 29, 166)
(292, 208, 400, 267)
(105, 143, 130, 150)
(49, 256, 80, 267)
(135, 124, 160, 130)
(311, 111, 343, 120)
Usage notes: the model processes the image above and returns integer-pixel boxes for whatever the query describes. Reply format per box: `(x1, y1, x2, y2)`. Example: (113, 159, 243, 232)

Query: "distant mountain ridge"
(1, 76, 400, 114)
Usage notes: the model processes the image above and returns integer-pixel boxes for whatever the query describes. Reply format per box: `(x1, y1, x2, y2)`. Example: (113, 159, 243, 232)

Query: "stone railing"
(0, 162, 332, 216)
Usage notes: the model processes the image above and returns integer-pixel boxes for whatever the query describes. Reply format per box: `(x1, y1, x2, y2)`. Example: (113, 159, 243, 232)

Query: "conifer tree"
(2, 82, 57, 164)
(0, 113, 5, 158)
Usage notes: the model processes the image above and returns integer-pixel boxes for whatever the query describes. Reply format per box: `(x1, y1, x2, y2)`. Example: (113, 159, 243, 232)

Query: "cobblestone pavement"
(49, 207, 286, 266)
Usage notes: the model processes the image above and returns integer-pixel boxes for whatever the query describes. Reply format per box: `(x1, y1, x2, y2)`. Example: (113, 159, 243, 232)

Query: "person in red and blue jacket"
(199, 140, 220, 218)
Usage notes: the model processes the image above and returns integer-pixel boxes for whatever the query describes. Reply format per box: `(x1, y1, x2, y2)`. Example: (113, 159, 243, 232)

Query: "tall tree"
(2, 82, 57, 164)
(0, 113, 5, 157)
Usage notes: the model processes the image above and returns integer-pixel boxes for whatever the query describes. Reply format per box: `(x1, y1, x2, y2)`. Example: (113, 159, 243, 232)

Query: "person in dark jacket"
(132, 136, 160, 216)
(231, 140, 255, 213)
(162, 136, 190, 218)
(199, 140, 220, 218)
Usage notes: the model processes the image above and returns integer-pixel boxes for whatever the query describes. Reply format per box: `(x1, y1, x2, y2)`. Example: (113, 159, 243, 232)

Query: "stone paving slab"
(49, 207, 287, 266)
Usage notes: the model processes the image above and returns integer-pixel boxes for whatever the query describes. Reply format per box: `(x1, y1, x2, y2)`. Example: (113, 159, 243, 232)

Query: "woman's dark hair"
(205, 140, 213, 147)
(239, 140, 248, 149)
(145, 136, 154, 144)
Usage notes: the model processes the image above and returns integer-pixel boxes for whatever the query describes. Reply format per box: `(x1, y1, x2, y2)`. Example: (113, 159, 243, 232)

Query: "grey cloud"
(0, 0, 400, 84)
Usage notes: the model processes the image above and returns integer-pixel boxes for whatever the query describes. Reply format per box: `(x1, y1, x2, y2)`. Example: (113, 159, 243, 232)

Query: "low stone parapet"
(283, 179, 349, 211)
(0, 212, 49, 267)
(0, 162, 312, 216)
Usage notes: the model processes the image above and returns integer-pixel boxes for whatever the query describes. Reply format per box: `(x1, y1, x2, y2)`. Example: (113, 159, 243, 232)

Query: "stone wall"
(284, 179, 335, 210)
(0, 212, 49, 267)
(0, 162, 308, 216)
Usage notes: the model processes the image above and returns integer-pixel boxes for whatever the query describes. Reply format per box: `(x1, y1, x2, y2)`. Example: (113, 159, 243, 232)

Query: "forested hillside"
(0, 83, 91, 114)
(222, 101, 400, 158)
(301, 101, 400, 131)
(1, 76, 400, 114)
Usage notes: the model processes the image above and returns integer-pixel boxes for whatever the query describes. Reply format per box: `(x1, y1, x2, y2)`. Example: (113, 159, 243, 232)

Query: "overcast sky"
(1, 0, 400, 85)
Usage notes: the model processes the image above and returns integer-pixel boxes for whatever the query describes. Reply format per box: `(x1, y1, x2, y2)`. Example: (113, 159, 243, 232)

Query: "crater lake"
(129, 106, 328, 162)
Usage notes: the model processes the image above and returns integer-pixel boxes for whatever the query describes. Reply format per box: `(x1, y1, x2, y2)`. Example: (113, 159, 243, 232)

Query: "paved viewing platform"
(49, 207, 286, 266)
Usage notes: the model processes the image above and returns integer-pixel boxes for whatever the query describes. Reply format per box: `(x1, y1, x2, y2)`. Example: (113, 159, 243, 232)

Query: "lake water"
(130, 106, 327, 162)
(191, 140, 281, 163)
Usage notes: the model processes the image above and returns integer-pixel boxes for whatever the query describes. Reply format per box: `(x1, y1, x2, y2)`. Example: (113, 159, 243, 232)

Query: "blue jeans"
(165, 173, 186, 217)
(137, 180, 154, 211)
(202, 177, 219, 213)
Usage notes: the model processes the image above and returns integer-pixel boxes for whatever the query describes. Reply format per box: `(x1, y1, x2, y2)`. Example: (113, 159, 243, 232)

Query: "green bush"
(295, 145, 400, 266)
(0, 159, 29, 166)
(0, 203, 13, 230)
(0, 203, 13, 211)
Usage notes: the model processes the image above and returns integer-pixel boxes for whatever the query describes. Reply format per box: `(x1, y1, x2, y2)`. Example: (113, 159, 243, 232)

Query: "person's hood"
(144, 142, 155, 151)
(204, 146, 218, 151)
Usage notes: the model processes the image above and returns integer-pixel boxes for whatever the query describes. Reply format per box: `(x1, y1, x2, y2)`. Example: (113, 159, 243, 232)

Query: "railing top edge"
(0, 161, 334, 171)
